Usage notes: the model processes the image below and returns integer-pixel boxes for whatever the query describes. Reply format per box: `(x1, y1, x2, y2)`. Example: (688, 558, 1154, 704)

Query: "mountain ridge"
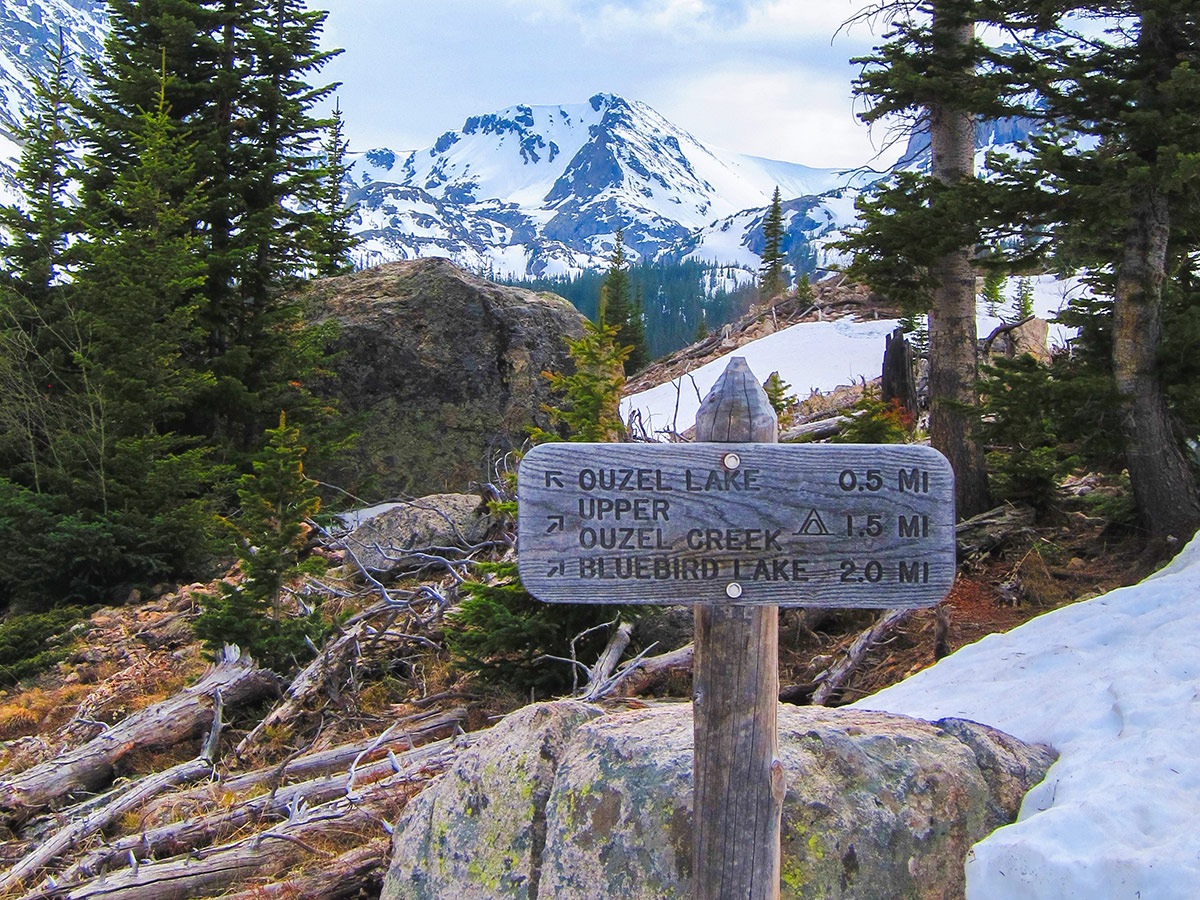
(344, 92, 871, 281)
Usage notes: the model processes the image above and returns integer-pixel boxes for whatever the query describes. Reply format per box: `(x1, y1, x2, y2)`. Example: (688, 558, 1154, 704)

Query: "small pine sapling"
(451, 321, 635, 694)
(835, 388, 915, 444)
(195, 413, 328, 672)
(976, 355, 1073, 512)
(795, 274, 814, 306)
(1012, 277, 1035, 322)
(532, 319, 630, 443)
(763, 371, 797, 427)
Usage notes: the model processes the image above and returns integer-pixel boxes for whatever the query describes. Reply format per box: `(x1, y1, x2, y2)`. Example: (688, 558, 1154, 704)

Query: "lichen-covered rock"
(303, 258, 585, 497)
(381, 701, 603, 900)
(340, 493, 494, 573)
(538, 705, 1056, 900)
(381, 702, 1055, 900)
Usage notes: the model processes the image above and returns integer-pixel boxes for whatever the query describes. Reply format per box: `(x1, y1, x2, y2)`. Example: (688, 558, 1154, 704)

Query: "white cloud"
(501, 0, 873, 40)
(656, 64, 886, 167)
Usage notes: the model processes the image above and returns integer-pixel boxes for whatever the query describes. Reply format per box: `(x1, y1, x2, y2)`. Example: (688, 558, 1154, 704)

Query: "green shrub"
(835, 389, 915, 444)
(0, 607, 94, 684)
(447, 561, 636, 696)
(977, 355, 1075, 510)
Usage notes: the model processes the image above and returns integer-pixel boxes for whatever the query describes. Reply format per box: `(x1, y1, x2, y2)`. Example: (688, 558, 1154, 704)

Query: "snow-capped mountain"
(346, 94, 873, 280)
(0, 0, 107, 205)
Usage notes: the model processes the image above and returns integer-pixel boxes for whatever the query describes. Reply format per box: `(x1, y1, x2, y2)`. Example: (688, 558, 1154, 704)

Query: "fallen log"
(0, 697, 225, 894)
(955, 504, 1037, 558)
(779, 415, 851, 442)
(235, 624, 369, 758)
(30, 769, 421, 900)
(57, 729, 474, 884)
(147, 707, 465, 821)
(0, 647, 278, 815)
(586, 642, 694, 699)
(215, 838, 388, 900)
(811, 608, 914, 706)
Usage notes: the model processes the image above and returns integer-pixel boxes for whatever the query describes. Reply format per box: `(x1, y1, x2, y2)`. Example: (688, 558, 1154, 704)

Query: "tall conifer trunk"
(1109, 8, 1200, 541)
(927, 0, 990, 519)
(1113, 190, 1199, 539)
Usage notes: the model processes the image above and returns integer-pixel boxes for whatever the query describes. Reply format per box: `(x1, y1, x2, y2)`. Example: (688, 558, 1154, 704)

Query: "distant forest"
(504, 258, 759, 359)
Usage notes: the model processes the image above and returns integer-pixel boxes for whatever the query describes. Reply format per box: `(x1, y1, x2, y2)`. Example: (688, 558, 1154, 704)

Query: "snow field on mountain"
(855, 533, 1200, 900)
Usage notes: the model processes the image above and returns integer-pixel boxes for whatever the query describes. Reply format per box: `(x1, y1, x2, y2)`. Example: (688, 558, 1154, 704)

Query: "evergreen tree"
(982, 269, 1005, 317)
(195, 412, 326, 671)
(79, 0, 342, 456)
(836, 0, 993, 517)
(535, 320, 629, 443)
(312, 100, 357, 276)
(759, 186, 786, 300)
(978, 0, 1200, 538)
(763, 371, 797, 425)
(0, 35, 80, 303)
(0, 37, 82, 494)
(600, 230, 649, 373)
(1013, 276, 1034, 322)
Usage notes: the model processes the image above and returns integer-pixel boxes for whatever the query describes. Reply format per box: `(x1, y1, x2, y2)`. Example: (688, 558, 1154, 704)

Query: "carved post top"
(694, 357, 778, 444)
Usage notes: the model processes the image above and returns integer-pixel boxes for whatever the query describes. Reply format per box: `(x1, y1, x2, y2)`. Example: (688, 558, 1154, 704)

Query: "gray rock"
(339, 493, 494, 573)
(303, 258, 585, 497)
(984, 317, 1052, 365)
(382, 701, 603, 900)
(382, 702, 1056, 900)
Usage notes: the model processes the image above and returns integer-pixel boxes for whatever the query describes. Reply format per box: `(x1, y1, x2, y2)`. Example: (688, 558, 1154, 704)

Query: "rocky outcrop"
(384, 702, 604, 900)
(304, 258, 585, 497)
(983, 317, 1053, 365)
(381, 702, 1057, 900)
(339, 493, 495, 574)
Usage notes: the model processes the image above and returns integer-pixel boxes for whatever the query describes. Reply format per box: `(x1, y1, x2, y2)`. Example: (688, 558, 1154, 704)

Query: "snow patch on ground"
(855, 538, 1200, 900)
(620, 317, 900, 436)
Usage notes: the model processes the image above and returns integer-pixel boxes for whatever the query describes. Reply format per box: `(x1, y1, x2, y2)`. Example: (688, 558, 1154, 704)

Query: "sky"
(314, 0, 898, 170)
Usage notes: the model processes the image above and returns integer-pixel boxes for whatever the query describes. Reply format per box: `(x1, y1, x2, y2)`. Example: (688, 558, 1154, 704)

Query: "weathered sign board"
(518, 441, 956, 608)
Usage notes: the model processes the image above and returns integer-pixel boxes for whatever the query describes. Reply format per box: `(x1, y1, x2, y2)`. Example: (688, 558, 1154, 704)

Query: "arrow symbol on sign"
(544, 470, 565, 488)
(545, 515, 565, 534)
(547, 562, 565, 577)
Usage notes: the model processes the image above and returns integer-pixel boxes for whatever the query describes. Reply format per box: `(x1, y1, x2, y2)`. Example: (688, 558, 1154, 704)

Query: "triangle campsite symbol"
(798, 509, 829, 536)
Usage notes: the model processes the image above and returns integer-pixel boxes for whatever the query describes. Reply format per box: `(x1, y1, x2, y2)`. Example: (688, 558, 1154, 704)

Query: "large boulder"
(304, 258, 585, 496)
(339, 493, 495, 574)
(381, 702, 1056, 900)
(384, 701, 603, 900)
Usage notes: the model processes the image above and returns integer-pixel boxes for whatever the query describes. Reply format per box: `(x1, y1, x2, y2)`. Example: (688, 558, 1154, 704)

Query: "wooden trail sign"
(517, 441, 956, 608)
(517, 357, 956, 900)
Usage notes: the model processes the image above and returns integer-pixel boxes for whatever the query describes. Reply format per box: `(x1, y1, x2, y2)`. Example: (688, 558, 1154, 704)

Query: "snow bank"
(620, 317, 900, 436)
(622, 273, 1088, 438)
(854, 538, 1200, 899)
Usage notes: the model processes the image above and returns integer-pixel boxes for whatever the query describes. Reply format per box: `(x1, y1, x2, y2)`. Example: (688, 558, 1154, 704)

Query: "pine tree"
(978, 0, 1200, 538)
(79, 0, 342, 457)
(0, 36, 82, 492)
(195, 412, 326, 671)
(536, 320, 629, 443)
(759, 186, 786, 300)
(600, 229, 648, 374)
(312, 100, 357, 276)
(982, 269, 1005, 317)
(0, 34, 80, 303)
(763, 371, 797, 427)
(835, 0, 993, 517)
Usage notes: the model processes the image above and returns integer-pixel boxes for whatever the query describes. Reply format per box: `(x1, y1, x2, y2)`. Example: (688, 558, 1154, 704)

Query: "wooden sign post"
(517, 357, 955, 900)
(690, 357, 784, 900)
